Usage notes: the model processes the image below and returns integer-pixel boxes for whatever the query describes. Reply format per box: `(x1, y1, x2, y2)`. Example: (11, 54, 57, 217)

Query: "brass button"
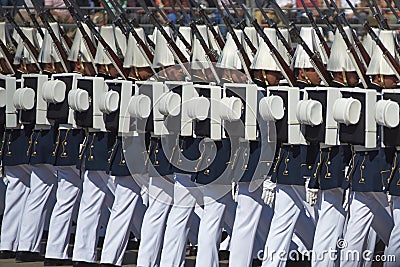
(180, 149, 183, 152)
(178, 159, 182, 163)
(313, 173, 317, 177)
(122, 160, 126, 164)
(155, 160, 159, 165)
(194, 167, 198, 171)
(365, 152, 368, 155)
(7, 151, 11, 155)
(285, 159, 289, 163)
(204, 169, 210, 174)
(244, 164, 248, 169)
(244, 153, 248, 156)
(108, 159, 111, 163)
(207, 158, 211, 162)
(89, 155, 94, 160)
(32, 151, 37, 156)
(284, 170, 288, 174)
(329, 147, 332, 151)
(308, 166, 312, 170)
(155, 149, 159, 153)
(327, 161, 331, 165)
(63, 141, 67, 145)
(56, 141, 59, 145)
(52, 152, 56, 156)
(267, 163, 270, 166)
(34, 141, 38, 144)
(62, 152, 67, 156)
(123, 149, 126, 153)
(361, 165, 365, 170)
(90, 145, 94, 148)
(327, 172, 331, 177)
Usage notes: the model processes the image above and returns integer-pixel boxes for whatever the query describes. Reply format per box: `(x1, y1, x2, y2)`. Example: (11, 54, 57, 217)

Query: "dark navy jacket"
(49, 128, 85, 166)
(388, 151, 400, 196)
(3, 125, 35, 166)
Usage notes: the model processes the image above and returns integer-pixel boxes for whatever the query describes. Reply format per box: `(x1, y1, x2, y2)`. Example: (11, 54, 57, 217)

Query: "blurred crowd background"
(1, 0, 400, 39)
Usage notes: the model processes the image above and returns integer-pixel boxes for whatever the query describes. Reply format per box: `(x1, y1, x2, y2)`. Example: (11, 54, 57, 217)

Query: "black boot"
(44, 258, 73, 266)
(72, 261, 99, 267)
(0, 250, 16, 259)
(15, 251, 44, 262)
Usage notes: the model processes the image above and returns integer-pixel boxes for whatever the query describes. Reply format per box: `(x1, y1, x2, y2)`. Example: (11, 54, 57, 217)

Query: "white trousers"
(195, 185, 236, 267)
(72, 170, 114, 263)
(18, 164, 57, 252)
(341, 191, 394, 267)
(384, 195, 400, 267)
(0, 165, 32, 251)
(160, 173, 201, 267)
(229, 182, 273, 267)
(261, 184, 316, 267)
(100, 174, 144, 266)
(45, 166, 82, 259)
(0, 178, 6, 216)
(136, 176, 174, 267)
(311, 188, 346, 267)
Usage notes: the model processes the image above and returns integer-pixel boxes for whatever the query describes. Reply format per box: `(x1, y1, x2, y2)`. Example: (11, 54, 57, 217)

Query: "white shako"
(13, 27, 40, 65)
(124, 27, 149, 68)
(243, 26, 259, 63)
(175, 26, 191, 61)
(277, 28, 292, 65)
(251, 28, 280, 71)
(191, 24, 211, 70)
(366, 30, 399, 77)
(94, 26, 127, 65)
(152, 26, 175, 68)
(362, 27, 380, 57)
(292, 27, 326, 70)
(38, 22, 62, 64)
(68, 23, 94, 63)
(0, 22, 6, 59)
(216, 29, 243, 70)
(327, 26, 357, 73)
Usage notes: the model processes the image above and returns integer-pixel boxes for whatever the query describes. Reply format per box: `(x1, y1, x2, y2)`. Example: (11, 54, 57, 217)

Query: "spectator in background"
(45, 0, 74, 24)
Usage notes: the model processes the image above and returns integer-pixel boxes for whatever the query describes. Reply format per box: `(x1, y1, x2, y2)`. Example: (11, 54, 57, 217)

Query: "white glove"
(305, 177, 319, 206)
(388, 193, 393, 206)
(232, 182, 239, 202)
(262, 177, 276, 207)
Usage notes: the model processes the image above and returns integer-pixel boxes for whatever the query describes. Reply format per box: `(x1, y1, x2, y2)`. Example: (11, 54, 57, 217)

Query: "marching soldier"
(99, 26, 151, 267)
(70, 25, 125, 266)
(340, 29, 397, 267)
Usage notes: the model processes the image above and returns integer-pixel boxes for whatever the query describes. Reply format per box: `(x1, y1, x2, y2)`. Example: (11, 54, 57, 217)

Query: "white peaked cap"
(292, 27, 326, 69)
(124, 27, 149, 68)
(216, 29, 243, 70)
(277, 28, 292, 65)
(366, 30, 399, 75)
(152, 26, 175, 68)
(68, 23, 94, 62)
(251, 28, 280, 71)
(362, 27, 380, 57)
(39, 22, 61, 63)
(191, 24, 210, 70)
(13, 27, 39, 65)
(176, 26, 191, 61)
(327, 27, 356, 72)
(0, 22, 6, 58)
(208, 25, 222, 53)
(94, 26, 126, 65)
(243, 26, 258, 63)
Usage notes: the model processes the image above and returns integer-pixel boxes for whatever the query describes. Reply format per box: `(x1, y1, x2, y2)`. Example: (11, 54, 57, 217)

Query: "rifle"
(0, 4, 42, 73)
(254, 0, 295, 59)
(222, 12, 253, 82)
(13, 1, 30, 28)
(107, 0, 156, 50)
(298, 0, 330, 58)
(0, 38, 17, 74)
(365, 0, 390, 29)
(333, 15, 371, 88)
(189, 0, 225, 51)
(138, 0, 191, 79)
(267, 0, 333, 86)
(62, 0, 97, 75)
(67, 0, 129, 79)
(240, 2, 296, 86)
(148, 0, 192, 53)
(176, 0, 221, 84)
(324, 0, 371, 66)
(364, 22, 400, 80)
(22, 1, 45, 39)
(383, 0, 400, 24)
(99, 0, 127, 59)
(31, 0, 71, 73)
(220, 0, 258, 57)
(309, 0, 335, 32)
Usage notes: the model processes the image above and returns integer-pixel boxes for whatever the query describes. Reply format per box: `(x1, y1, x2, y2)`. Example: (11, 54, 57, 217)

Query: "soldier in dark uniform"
(261, 27, 323, 267)
(99, 29, 153, 267)
(307, 27, 354, 267)
(71, 26, 125, 267)
(340, 29, 397, 267)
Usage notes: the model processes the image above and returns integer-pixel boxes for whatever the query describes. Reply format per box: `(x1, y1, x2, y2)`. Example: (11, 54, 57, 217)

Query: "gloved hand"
(262, 177, 276, 207)
(305, 177, 319, 206)
(388, 192, 393, 206)
(232, 182, 239, 202)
